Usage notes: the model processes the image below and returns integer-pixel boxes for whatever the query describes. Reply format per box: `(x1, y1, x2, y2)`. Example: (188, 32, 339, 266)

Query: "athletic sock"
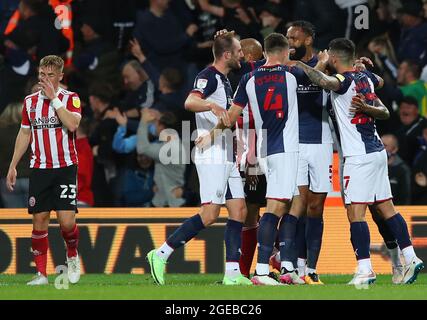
(256, 213, 279, 275)
(156, 242, 174, 261)
(239, 225, 258, 277)
(306, 217, 324, 270)
(350, 222, 371, 269)
(388, 247, 403, 267)
(297, 258, 306, 276)
(225, 219, 244, 274)
(225, 262, 241, 279)
(61, 224, 79, 258)
(279, 214, 298, 272)
(32, 230, 49, 276)
(296, 215, 307, 260)
(385, 213, 415, 264)
(166, 214, 205, 255)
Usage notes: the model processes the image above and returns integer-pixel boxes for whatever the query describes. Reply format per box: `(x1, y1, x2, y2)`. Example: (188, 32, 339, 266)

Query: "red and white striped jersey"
(21, 89, 81, 169)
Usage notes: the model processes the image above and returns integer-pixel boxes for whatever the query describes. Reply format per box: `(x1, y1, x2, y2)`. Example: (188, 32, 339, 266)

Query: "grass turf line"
(0, 274, 426, 300)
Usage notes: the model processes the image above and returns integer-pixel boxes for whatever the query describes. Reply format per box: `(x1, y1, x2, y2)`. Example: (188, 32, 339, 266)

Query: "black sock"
(225, 219, 243, 262)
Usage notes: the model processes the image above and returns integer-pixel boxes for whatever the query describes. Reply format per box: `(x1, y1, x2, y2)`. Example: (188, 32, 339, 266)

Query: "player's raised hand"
(210, 104, 230, 127)
(354, 57, 374, 72)
(317, 49, 329, 65)
(214, 29, 229, 39)
(6, 167, 17, 192)
(39, 77, 57, 100)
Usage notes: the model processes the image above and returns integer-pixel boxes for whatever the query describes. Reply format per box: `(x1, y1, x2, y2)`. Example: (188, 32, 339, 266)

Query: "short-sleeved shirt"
(330, 70, 384, 157)
(190, 66, 234, 162)
(21, 89, 81, 169)
(233, 64, 299, 157)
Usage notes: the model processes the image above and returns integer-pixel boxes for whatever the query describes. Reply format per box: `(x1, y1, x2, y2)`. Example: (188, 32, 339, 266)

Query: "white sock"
(401, 246, 416, 265)
(297, 258, 306, 276)
(281, 261, 294, 272)
(156, 242, 174, 261)
(388, 247, 402, 267)
(255, 263, 269, 276)
(357, 258, 372, 274)
(225, 262, 241, 278)
(306, 267, 316, 275)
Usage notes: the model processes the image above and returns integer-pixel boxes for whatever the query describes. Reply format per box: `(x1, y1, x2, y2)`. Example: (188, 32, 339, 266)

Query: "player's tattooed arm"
(295, 61, 341, 91)
(350, 94, 390, 120)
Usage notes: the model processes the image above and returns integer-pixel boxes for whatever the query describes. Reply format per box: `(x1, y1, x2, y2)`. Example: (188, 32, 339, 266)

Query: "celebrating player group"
(147, 22, 424, 286)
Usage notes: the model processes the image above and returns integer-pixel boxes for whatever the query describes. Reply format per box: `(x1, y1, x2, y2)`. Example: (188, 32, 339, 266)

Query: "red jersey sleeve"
(66, 93, 82, 116)
(21, 101, 30, 128)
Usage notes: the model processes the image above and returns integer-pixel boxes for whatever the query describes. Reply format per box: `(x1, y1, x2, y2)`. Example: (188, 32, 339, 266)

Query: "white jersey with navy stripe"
(331, 71, 384, 157)
(233, 64, 299, 157)
(191, 66, 234, 162)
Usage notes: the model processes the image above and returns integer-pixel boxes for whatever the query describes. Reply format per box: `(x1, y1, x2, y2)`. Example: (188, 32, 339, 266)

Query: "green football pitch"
(0, 274, 426, 300)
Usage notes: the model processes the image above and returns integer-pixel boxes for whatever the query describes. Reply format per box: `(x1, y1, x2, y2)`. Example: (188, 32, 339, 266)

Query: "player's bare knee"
(199, 205, 220, 226)
(32, 212, 50, 230)
(374, 200, 396, 219)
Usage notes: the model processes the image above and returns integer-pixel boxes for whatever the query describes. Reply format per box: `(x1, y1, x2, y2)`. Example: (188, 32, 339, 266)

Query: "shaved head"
(240, 38, 263, 62)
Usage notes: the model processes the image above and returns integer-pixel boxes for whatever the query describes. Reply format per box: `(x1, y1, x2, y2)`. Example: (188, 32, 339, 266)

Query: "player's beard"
(290, 45, 306, 61)
(228, 59, 241, 71)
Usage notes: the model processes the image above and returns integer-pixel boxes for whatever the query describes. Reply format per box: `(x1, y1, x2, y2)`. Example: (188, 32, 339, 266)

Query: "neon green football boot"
(222, 274, 253, 285)
(146, 249, 167, 285)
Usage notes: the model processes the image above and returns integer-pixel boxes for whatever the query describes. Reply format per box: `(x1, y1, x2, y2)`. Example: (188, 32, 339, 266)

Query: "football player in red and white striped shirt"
(6, 55, 82, 286)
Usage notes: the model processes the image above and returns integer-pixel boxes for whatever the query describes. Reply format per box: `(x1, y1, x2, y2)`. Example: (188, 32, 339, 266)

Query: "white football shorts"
(196, 161, 245, 205)
(343, 149, 392, 205)
(297, 143, 333, 193)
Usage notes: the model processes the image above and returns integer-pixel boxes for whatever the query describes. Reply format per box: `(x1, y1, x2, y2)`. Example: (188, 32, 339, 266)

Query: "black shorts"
(28, 165, 78, 214)
(242, 172, 267, 206)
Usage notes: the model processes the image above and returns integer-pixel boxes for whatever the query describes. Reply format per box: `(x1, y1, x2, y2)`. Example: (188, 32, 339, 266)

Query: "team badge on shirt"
(196, 79, 208, 89)
(72, 96, 81, 108)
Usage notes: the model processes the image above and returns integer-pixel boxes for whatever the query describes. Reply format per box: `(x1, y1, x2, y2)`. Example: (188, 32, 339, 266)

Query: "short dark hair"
(213, 31, 236, 59)
(402, 59, 422, 79)
(21, 0, 44, 15)
(89, 82, 114, 104)
(328, 38, 355, 64)
(159, 112, 177, 130)
(400, 95, 419, 108)
(289, 20, 315, 39)
(161, 68, 184, 91)
(264, 33, 289, 54)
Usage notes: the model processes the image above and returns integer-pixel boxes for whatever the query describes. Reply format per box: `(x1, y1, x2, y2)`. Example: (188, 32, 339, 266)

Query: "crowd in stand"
(0, 0, 426, 207)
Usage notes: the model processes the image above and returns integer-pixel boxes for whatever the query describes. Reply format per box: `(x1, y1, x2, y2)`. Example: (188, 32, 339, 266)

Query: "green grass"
(0, 274, 426, 300)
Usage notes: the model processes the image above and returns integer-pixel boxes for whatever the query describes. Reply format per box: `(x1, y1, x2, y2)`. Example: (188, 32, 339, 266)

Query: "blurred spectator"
(0, 101, 30, 207)
(0, 0, 19, 34)
(117, 154, 155, 207)
(368, 34, 399, 82)
(76, 118, 94, 207)
(396, 0, 427, 64)
(199, 0, 262, 42)
(259, 2, 287, 37)
(397, 59, 427, 116)
(137, 108, 187, 207)
(294, 0, 344, 49)
(381, 134, 412, 204)
(69, 14, 121, 97)
(112, 111, 155, 206)
(88, 82, 118, 207)
(2, 0, 68, 65)
(120, 60, 155, 118)
(394, 96, 427, 165)
(133, 0, 198, 71)
(412, 127, 427, 204)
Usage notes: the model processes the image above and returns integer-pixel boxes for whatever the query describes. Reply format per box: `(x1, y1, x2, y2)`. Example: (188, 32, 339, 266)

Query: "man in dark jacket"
(381, 134, 411, 204)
